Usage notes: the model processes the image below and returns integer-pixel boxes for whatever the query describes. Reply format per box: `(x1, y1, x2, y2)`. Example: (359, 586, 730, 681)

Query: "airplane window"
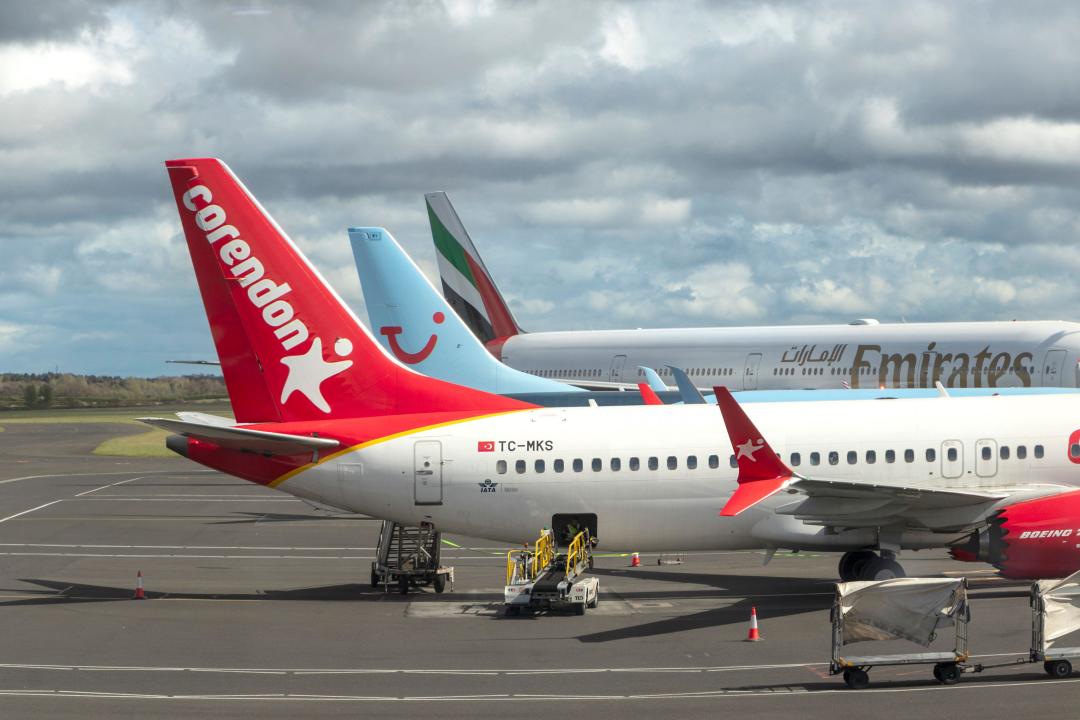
(648, 457, 659, 471)
(573, 459, 583, 472)
(554, 459, 564, 473)
(885, 450, 895, 463)
(866, 450, 876, 464)
(516, 460, 526, 474)
(729, 455, 737, 468)
(948, 447, 958, 462)
(829, 451, 839, 465)
(980, 447, 991, 461)
(667, 456, 678, 470)
(791, 452, 801, 466)
(1070, 444, 1080, 459)
(904, 449, 914, 463)
(1035, 445, 1045, 459)
(810, 452, 820, 466)
(847, 451, 857, 465)
(496, 460, 507, 474)
(535, 460, 545, 473)
(629, 457, 640, 471)
(926, 448, 936, 462)
(1017, 446, 1027, 460)
(611, 458, 621, 471)
(687, 455, 697, 470)
(1000, 446, 1009, 460)
(709, 455, 719, 469)
(591, 458, 602, 472)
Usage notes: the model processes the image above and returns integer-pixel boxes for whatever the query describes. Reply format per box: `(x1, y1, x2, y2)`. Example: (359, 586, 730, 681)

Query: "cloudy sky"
(3, 0, 1080, 376)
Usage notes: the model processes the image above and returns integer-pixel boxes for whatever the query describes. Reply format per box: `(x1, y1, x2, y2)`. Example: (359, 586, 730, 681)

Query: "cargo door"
(609, 354, 627, 382)
(1043, 348, 1066, 386)
(414, 441, 443, 505)
(743, 353, 762, 390)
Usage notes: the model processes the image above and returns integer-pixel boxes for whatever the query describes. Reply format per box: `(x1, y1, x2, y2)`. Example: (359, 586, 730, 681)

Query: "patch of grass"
(92, 428, 175, 458)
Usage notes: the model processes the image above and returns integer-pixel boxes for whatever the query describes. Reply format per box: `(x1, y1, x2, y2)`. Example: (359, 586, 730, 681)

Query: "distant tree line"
(0, 373, 228, 409)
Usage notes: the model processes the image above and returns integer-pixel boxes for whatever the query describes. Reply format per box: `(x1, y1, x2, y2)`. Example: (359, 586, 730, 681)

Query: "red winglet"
(637, 383, 664, 406)
(713, 386, 792, 516)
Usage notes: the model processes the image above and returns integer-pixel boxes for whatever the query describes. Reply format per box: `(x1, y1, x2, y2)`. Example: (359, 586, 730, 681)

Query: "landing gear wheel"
(839, 551, 877, 581)
(934, 662, 960, 685)
(398, 575, 409, 596)
(843, 668, 869, 689)
(370, 563, 379, 588)
(860, 557, 906, 581)
(1045, 660, 1073, 678)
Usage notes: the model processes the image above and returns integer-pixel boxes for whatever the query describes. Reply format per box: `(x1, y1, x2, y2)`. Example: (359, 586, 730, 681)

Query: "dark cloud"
(0, 0, 118, 43)
(3, 0, 1080, 374)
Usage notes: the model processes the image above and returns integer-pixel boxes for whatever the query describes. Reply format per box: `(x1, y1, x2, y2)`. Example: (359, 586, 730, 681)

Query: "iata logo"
(478, 479, 498, 493)
(380, 312, 444, 364)
(181, 184, 353, 413)
(736, 438, 766, 462)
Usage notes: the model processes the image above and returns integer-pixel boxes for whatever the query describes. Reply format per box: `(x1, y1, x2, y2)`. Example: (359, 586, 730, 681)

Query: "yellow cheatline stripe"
(268, 410, 528, 489)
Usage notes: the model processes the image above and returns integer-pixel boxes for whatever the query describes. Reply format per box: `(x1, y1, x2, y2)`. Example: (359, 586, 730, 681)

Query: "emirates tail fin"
(426, 191, 521, 345)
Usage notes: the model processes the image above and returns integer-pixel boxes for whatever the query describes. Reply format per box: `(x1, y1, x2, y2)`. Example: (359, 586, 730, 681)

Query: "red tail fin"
(637, 383, 664, 406)
(165, 158, 533, 423)
(713, 386, 791, 516)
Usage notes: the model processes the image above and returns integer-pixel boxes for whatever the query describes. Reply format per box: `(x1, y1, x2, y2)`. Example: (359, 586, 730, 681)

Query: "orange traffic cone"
(133, 570, 145, 600)
(630, 552, 641, 567)
(746, 606, 761, 641)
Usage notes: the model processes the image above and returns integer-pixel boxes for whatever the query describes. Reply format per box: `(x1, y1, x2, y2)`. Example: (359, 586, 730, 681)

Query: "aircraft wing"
(710, 386, 1067, 532)
(139, 417, 340, 455)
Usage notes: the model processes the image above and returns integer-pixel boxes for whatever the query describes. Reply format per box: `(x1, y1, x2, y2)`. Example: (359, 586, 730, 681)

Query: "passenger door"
(1043, 349, 1066, 386)
(975, 439, 998, 482)
(609, 354, 627, 383)
(743, 353, 762, 390)
(940, 440, 964, 479)
(413, 441, 443, 505)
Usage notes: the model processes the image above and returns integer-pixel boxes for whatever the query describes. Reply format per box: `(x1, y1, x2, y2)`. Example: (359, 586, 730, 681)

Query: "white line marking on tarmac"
(0, 676, 1076, 703)
(0, 544, 506, 550)
(72, 498, 300, 502)
(0, 552, 503, 560)
(0, 470, 215, 485)
(0, 501, 62, 524)
(75, 476, 143, 497)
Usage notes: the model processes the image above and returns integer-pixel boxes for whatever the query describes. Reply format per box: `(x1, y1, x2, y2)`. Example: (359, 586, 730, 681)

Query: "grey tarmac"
(0, 422, 1072, 719)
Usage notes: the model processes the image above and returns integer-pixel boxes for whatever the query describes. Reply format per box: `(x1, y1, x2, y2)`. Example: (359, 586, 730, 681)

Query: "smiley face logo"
(381, 312, 444, 364)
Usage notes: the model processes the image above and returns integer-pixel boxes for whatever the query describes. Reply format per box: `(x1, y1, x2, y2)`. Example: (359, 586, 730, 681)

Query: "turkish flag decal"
(477, 441, 495, 452)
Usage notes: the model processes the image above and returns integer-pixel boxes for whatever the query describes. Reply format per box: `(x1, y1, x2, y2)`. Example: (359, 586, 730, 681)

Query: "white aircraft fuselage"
(275, 394, 1080, 552)
(492, 320, 1080, 390)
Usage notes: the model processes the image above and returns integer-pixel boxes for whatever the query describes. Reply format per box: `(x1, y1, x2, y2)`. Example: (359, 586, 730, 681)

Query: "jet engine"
(951, 490, 1080, 579)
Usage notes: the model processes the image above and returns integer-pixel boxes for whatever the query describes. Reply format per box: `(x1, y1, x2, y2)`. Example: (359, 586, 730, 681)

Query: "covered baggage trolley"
(831, 577, 970, 689)
(1030, 571, 1080, 678)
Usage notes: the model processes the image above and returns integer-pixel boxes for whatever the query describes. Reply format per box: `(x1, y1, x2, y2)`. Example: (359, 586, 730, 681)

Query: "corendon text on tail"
(149, 158, 1080, 582)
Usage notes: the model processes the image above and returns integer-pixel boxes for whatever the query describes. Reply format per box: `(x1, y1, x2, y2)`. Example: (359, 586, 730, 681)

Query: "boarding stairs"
(372, 520, 453, 595)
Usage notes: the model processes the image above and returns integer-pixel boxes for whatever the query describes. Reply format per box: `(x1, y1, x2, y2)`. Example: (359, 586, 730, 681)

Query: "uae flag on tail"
(426, 191, 521, 345)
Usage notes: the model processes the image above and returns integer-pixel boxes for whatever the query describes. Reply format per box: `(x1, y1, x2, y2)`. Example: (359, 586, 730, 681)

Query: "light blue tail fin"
(349, 227, 581, 395)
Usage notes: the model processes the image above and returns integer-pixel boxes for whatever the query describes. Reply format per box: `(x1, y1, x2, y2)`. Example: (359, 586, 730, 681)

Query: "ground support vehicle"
(371, 520, 454, 595)
(504, 529, 598, 615)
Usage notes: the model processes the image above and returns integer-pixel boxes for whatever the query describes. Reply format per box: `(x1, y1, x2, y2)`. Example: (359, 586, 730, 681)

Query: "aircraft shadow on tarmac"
(208, 511, 376, 524)
(0, 578, 440, 606)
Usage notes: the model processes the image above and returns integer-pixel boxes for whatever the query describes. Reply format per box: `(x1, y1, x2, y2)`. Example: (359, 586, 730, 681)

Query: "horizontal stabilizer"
(139, 417, 340, 455)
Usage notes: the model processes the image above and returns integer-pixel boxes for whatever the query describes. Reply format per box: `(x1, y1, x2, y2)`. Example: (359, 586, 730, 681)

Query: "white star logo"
(736, 438, 764, 461)
(280, 337, 353, 413)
